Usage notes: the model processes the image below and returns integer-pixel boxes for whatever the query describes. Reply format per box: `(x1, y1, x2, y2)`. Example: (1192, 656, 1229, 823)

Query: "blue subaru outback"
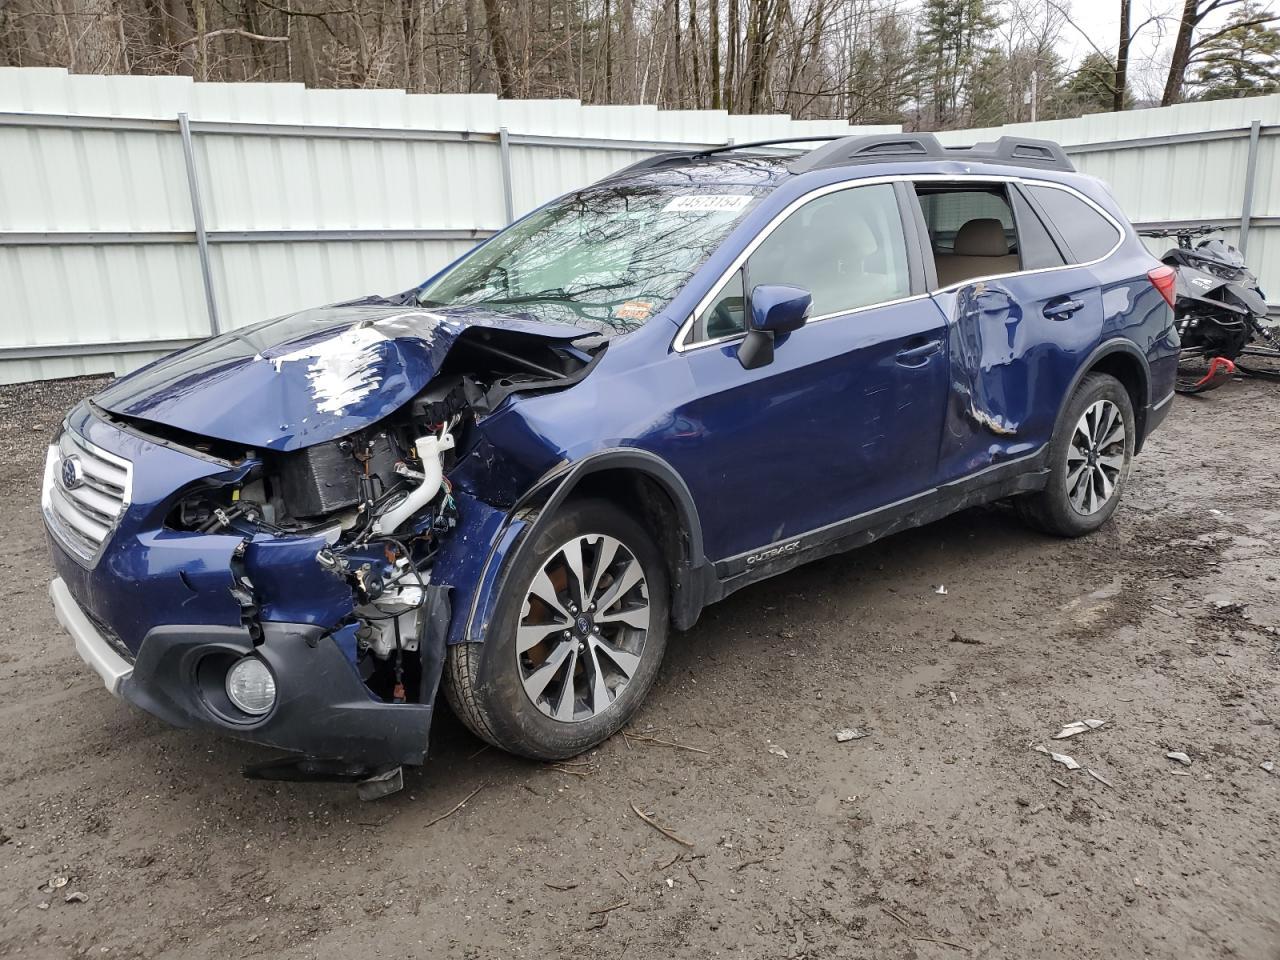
(43, 133, 1178, 789)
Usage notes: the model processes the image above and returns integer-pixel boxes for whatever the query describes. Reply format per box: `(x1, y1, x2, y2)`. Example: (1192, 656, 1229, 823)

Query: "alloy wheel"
(515, 534, 650, 722)
(1066, 399, 1126, 516)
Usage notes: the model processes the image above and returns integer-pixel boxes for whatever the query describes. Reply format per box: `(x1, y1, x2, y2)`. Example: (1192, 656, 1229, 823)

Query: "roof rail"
(703, 135, 851, 154)
(605, 132, 1074, 182)
(603, 135, 849, 181)
(604, 151, 710, 180)
(788, 133, 1074, 174)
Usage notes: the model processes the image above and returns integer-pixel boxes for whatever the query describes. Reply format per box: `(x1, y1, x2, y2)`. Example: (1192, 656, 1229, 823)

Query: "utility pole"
(1030, 69, 1038, 122)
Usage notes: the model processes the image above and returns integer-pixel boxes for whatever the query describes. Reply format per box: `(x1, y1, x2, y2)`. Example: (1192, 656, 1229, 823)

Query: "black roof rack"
(603, 152, 702, 180)
(705, 135, 851, 154)
(789, 133, 1074, 173)
(604, 131, 1073, 182)
(603, 135, 847, 181)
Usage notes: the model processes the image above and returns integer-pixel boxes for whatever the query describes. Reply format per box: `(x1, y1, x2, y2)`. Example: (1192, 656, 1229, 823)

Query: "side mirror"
(737, 284, 812, 370)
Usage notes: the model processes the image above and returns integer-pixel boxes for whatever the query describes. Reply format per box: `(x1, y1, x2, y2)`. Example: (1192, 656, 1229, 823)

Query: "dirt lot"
(1, 375, 1277, 960)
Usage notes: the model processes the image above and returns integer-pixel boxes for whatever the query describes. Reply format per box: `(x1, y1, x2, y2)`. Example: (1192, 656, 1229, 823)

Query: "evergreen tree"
(1191, 2, 1280, 100)
(970, 44, 1068, 126)
(1064, 51, 1125, 116)
(915, 0, 1000, 129)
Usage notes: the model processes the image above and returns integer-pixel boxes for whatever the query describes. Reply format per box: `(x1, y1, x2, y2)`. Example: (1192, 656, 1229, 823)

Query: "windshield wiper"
(479, 289, 575, 305)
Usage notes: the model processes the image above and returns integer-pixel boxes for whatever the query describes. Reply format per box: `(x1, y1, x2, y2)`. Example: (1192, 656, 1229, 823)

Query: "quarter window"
(1012, 189, 1066, 270)
(1025, 185, 1121, 262)
(700, 268, 747, 341)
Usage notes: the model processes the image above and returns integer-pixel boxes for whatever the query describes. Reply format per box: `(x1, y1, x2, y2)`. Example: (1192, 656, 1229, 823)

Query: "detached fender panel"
(244, 534, 356, 626)
(427, 492, 520, 647)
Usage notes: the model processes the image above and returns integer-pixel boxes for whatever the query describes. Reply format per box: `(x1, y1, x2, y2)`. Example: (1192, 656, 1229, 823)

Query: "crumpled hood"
(94, 304, 587, 452)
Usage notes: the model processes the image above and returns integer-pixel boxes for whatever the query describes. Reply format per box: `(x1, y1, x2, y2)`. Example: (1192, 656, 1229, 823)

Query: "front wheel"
(1016, 372, 1135, 537)
(443, 499, 669, 760)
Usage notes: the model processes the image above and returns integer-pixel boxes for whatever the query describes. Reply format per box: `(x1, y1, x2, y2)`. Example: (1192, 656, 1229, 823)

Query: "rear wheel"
(1016, 372, 1135, 537)
(443, 499, 669, 760)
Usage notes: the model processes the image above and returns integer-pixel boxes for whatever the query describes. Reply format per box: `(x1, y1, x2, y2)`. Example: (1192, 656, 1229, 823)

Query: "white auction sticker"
(663, 194, 754, 213)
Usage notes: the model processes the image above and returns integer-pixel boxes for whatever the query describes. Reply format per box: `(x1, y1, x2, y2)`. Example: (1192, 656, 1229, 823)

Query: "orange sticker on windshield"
(614, 300, 653, 321)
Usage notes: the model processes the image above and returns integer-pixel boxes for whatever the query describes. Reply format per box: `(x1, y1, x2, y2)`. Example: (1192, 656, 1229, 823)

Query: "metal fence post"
(498, 126, 515, 225)
(178, 112, 222, 336)
(1239, 119, 1261, 256)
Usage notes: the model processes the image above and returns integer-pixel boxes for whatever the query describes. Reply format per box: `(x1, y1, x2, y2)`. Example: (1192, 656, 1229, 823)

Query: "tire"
(1015, 372, 1136, 538)
(443, 499, 669, 760)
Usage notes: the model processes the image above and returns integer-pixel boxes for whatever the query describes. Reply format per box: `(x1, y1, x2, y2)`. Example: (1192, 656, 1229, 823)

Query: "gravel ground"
(0, 374, 1277, 960)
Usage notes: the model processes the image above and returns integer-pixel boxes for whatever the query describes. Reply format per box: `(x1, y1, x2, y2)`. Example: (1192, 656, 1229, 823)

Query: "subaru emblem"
(61, 454, 84, 491)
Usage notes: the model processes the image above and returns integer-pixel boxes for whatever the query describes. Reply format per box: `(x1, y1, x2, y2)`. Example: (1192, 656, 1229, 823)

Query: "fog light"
(226, 657, 276, 716)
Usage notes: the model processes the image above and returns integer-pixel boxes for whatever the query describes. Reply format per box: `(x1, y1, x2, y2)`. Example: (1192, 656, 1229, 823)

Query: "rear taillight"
(1148, 265, 1177, 308)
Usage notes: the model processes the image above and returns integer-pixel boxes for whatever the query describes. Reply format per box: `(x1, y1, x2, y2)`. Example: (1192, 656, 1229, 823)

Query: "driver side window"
(691, 183, 910, 343)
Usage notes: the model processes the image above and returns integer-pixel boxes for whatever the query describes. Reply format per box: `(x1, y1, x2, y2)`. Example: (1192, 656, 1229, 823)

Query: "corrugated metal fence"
(0, 68, 891, 383)
(1, 67, 1276, 384)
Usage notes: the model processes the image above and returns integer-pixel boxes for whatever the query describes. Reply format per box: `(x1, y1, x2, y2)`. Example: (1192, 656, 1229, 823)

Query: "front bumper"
(50, 577, 133, 694)
(51, 576, 435, 768)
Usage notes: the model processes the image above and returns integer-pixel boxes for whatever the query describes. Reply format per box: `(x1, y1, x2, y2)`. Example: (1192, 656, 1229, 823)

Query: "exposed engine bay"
(113, 320, 604, 709)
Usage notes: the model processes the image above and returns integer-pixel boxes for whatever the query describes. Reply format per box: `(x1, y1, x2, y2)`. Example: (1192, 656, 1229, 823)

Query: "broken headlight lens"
(225, 657, 276, 716)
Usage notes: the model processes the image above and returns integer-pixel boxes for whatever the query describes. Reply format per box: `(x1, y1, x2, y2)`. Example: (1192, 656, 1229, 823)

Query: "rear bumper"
(51, 577, 435, 768)
(1143, 386, 1176, 444)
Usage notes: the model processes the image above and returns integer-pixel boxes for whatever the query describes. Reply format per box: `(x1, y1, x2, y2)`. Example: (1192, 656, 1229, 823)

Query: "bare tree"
(1, 0, 1233, 128)
(1115, 0, 1130, 110)
(481, 0, 515, 96)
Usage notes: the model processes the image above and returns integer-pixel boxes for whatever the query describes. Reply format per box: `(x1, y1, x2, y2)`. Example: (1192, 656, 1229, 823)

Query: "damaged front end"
(44, 305, 602, 789)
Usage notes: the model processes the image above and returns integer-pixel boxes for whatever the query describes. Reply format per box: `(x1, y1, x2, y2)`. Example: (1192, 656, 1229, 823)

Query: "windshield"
(1196, 238, 1246, 269)
(416, 183, 767, 334)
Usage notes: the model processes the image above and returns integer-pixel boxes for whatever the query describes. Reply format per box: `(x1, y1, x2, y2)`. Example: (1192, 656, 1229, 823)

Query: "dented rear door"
(931, 273, 1104, 482)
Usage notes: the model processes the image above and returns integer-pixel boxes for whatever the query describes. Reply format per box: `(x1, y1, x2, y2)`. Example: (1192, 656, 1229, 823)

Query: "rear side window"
(1025, 185, 1121, 263)
(918, 190, 1014, 254)
(915, 184, 1020, 288)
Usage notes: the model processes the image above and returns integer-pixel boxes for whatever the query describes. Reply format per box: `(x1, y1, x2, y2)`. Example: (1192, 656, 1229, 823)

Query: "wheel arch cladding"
(565, 471, 692, 618)
(532, 450, 711, 632)
(1063, 341, 1151, 451)
(1089, 349, 1150, 449)
(465, 449, 711, 644)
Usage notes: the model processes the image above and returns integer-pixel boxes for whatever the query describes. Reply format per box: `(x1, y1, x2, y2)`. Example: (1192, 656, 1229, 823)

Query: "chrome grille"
(42, 428, 133, 565)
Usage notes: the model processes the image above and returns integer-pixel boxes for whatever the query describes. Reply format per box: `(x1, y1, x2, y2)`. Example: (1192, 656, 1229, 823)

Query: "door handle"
(1043, 298, 1084, 320)
(895, 339, 943, 366)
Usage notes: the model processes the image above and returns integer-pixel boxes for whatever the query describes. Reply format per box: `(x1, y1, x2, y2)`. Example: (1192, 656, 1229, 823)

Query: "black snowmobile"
(1143, 226, 1278, 394)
